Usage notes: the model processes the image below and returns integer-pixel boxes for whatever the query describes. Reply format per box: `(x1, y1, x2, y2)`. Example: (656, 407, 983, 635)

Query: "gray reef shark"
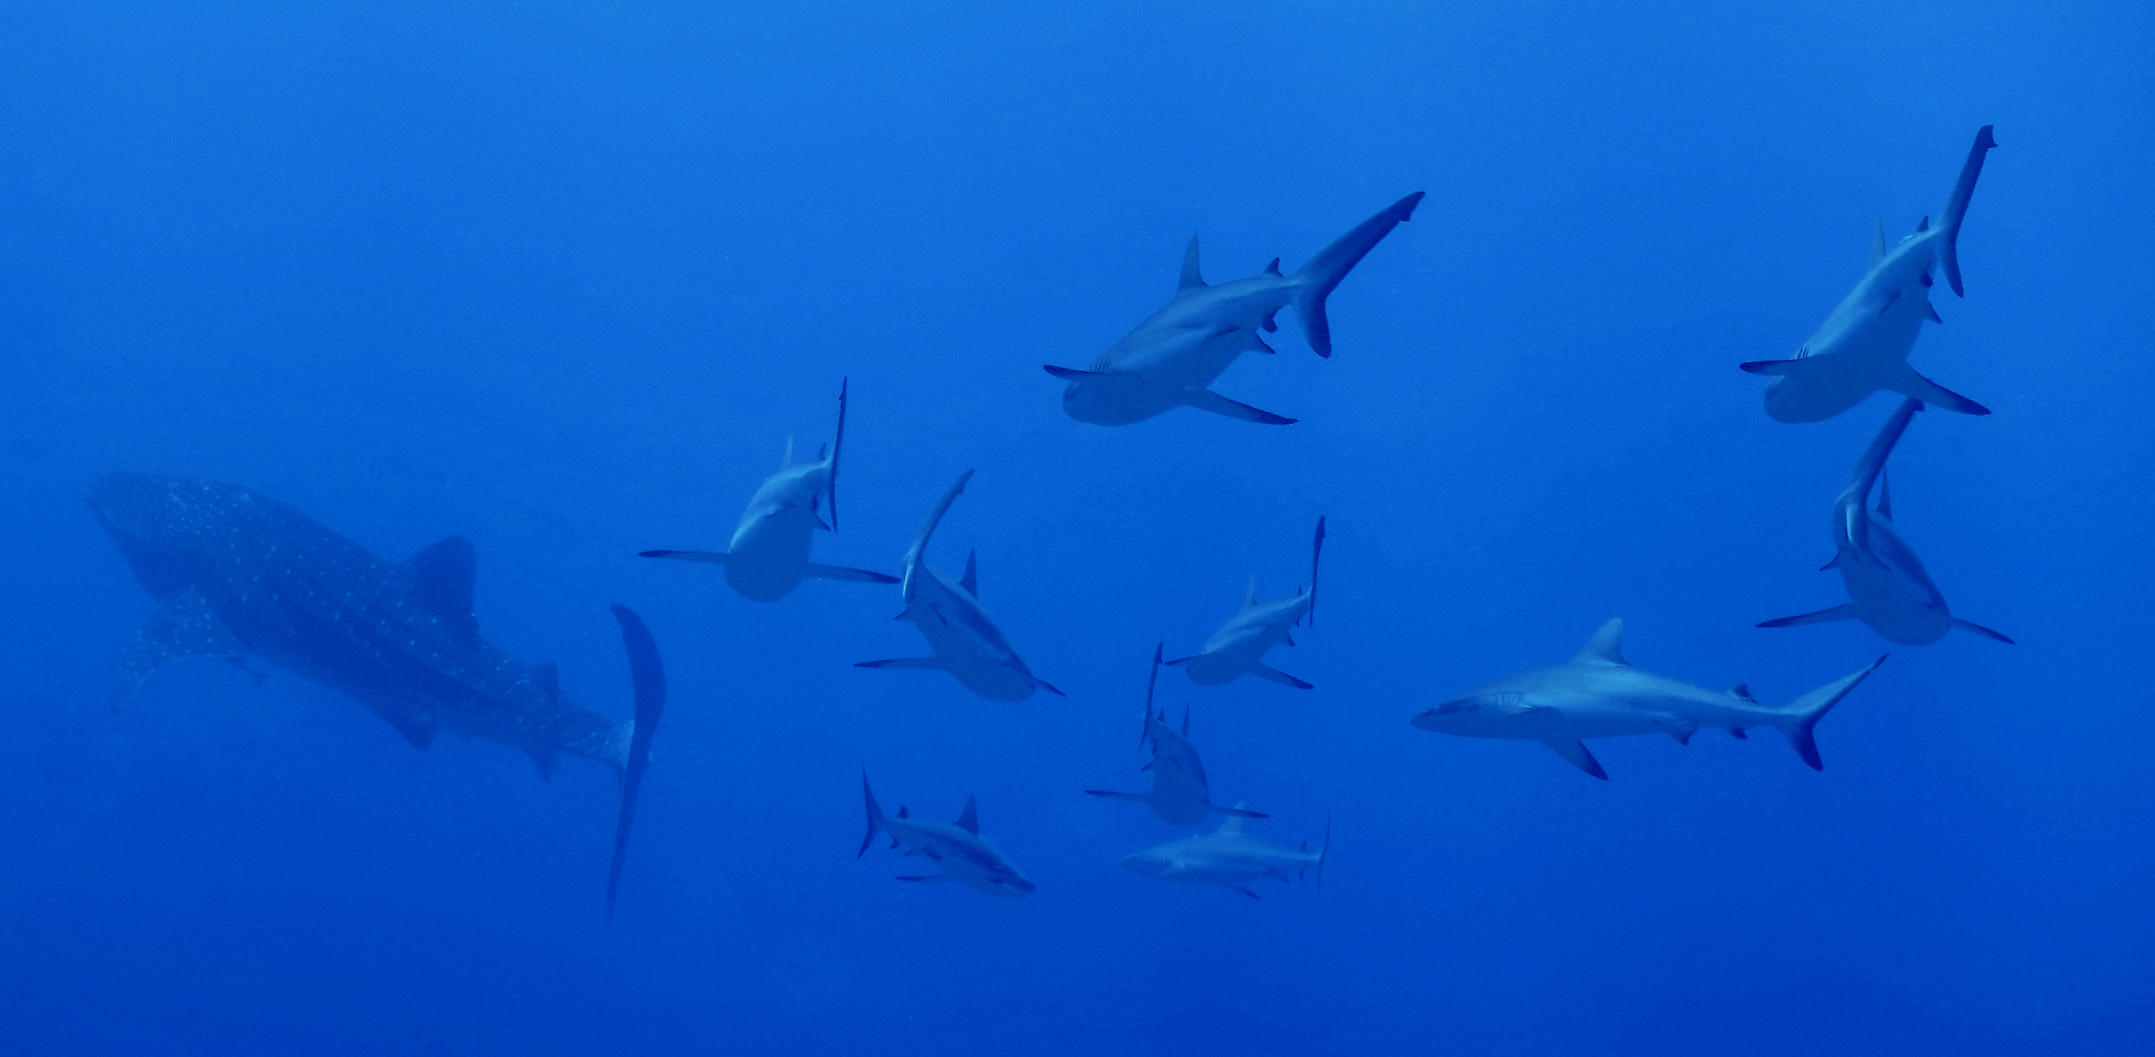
(1759, 398, 2013, 646)
(87, 475, 667, 918)
(639, 378, 899, 600)
(1122, 812, 1326, 899)
(1169, 517, 1323, 689)
(1045, 192, 1424, 426)
(1085, 644, 1268, 825)
(854, 471, 1063, 701)
(859, 771, 1036, 897)
(1411, 619, 1885, 779)
(1742, 126, 1998, 422)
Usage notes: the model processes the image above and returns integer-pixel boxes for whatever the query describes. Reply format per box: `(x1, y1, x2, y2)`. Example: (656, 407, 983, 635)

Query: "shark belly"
(723, 512, 814, 601)
(1765, 286, 1930, 422)
(910, 597, 1037, 702)
(1148, 767, 1213, 825)
(1063, 325, 1262, 425)
(1840, 554, 1951, 645)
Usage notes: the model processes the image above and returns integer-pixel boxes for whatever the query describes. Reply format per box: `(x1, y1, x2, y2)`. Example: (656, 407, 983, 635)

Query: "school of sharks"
(87, 126, 2006, 912)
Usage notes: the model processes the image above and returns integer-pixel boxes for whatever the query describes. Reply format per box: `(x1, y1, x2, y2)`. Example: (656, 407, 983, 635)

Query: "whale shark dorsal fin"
(404, 536, 478, 645)
(1179, 233, 1206, 292)
(1216, 808, 1249, 836)
(954, 795, 980, 834)
(1869, 217, 1888, 270)
(961, 548, 979, 597)
(1571, 618, 1628, 666)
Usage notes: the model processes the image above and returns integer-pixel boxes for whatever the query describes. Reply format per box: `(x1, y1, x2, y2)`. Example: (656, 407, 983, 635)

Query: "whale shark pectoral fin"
(111, 588, 246, 711)
(1884, 363, 1991, 415)
(1250, 662, 1314, 689)
(1543, 738, 1609, 780)
(1183, 388, 1297, 425)
(854, 657, 946, 670)
(1739, 358, 1807, 376)
(639, 549, 731, 565)
(1953, 618, 2015, 644)
(803, 563, 901, 584)
(1758, 604, 1857, 629)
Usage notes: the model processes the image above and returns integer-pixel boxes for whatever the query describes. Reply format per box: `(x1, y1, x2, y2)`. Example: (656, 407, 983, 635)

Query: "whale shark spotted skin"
(87, 474, 668, 918)
(854, 471, 1062, 702)
(1046, 193, 1423, 426)
(1086, 645, 1268, 826)
(1758, 398, 2014, 647)
(640, 379, 898, 601)
(1168, 517, 1324, 690)
(1742, 126, 1998, 423)
(858, 772, 1035, 898)
(1122, 812, 1326, 899)
(1412, 619, 1885, 779)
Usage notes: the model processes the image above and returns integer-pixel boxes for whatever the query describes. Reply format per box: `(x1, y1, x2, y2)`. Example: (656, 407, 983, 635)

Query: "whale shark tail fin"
(1937, 125, 1997, 297)
(605, 604, 668, 923)
(1776, 654, 1887, 771)
(1289, 192, 1424, 358)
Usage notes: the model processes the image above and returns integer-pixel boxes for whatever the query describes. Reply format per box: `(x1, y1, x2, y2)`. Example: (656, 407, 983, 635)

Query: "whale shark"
(1741, 126, 1998, 422)
(86, 474, 667, 917)
(858, 771, 1035, 897)
(1411, 619, 1885, 778)
(1045, 192, 1424, 426)
(1758, 398, 2014, 646)
(639, 379, 899, 600)
(1121, 811, 1326, 899)
(854, 471, 1063, 701)
(1168, 517, 1323, 689)
(1085, 645, 1268, 825)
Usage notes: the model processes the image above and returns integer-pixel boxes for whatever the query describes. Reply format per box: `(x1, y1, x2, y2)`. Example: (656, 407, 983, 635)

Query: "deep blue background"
(2, 1, 2149, 1053)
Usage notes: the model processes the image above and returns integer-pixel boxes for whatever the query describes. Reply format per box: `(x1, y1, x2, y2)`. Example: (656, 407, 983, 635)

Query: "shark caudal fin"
(903, 470, 974, 597)
(1775, 654, 1887, 770)
(826, 377, 848, 533)
(858, 769, 888, 857)
(1306, 515, 1326, 627)
(1288, 192, 1424, 358)
(605, 604, 668, 924)
(1316, 814, 1330, 894)
(1936, 126, 1998, 298)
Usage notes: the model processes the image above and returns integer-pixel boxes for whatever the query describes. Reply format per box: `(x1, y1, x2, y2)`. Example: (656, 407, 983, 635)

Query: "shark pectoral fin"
(1044, 365, 1103, 381)
(895, 874, 956, 882)
(638, 549, 731, 565)
(1543, 738, 1609, 780)
(403, 536, 479, 645)
(111, 588, 245, 711)
(1926, 302, 1944, 323)
(1085, 790, 1149, 803)
(1250, 662, 1314, 690)
(1668, 728, 1693, 746)
(1034, 678, 1068, 697)
(1162, 656, 1191, 666)
(1228, 883, 1263, 899)
(1739, 358, 1806, 376)
(1729, 727, 1750, 739)
(803, 563, 901, 584)
(855, 658, 945, 670)
(1215, 803, 1269, 818)
(1758, 604, 1857, 628)
(1953, 618, 2015, 644)
(1884, 363, 1991, 415)
(1182, 389, 1297, 425)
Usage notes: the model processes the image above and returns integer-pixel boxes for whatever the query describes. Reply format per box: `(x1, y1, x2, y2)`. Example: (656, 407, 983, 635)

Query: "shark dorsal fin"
(1869, 217, 1888, 270)
(405, 536, 479, 644)
(782, 433, 796, 469)
(1263, 257, 1282, 276)
(532, 662, 560, 701)
(954, 795, 980, 834)
(1916, 216, 1931, 233)
(961, 548, 979, 597)
(1571, 618, 1628, 666)
(1244, 574, 1257, 608)
(1179, 233, 1206, 292)
(1731, 683, 1757, 702)
(896, 805, 909, 819)
(1216, 809, 1249, 836)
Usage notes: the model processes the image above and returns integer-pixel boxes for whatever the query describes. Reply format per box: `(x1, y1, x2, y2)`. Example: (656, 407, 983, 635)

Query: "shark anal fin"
(855, 657, 946, 670)
(403, 536, 479, 645)
(1086, 790, 1149, 802)
(1182, 389, 1296, 425)
(1250, 662, 1314, 690)
(954, 795, 980, 834)
(639, 549, 731, 565)
(1758, 604, 1857, 629)
(1954, 617, 2015, 644)
(1543, 738, 1608, 780)
(1729, 727, 1749, 739)
(110, 588, 246, 711)
(803, 563, 900, 584)
(1885, 363, 1991, 415)
(1926, 302, 1944, 323)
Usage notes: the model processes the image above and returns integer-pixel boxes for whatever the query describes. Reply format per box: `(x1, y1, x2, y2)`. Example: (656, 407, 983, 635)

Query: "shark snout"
(1120, 852, 1169, 878)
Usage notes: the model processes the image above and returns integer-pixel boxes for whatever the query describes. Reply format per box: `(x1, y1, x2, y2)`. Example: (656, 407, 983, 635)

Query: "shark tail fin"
(1306, 515, 1326, 627)
(1140, 643, 1164, 752)
(1936, 125, 1997, 298)
(1776, 654, 1887, 771)
(605, 604, 668, 924)
(826, 377, 848, 533)
(903, 470, 974, 596)
(1287, 191, 1424, 358)
(858, 768, 887, 857)
(1316, 813, 1330, 895)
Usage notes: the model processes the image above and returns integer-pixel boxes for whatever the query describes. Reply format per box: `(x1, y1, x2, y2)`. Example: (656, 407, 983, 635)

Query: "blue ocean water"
(2, 1, 2150, 1052)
